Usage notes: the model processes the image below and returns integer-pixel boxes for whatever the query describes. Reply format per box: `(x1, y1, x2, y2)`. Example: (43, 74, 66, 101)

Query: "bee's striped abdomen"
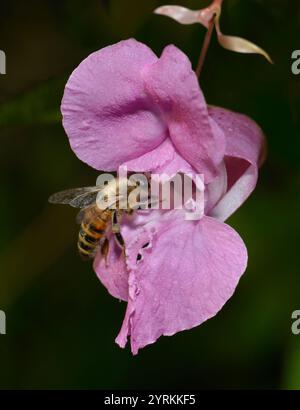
(77, 224, 100, 259)
(77, 208, 112, 260)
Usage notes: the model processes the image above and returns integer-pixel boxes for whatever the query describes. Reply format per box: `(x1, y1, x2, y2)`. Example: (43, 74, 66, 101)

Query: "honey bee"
(48, 174, 152, 261)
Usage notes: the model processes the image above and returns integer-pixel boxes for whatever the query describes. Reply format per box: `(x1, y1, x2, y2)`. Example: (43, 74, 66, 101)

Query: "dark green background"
(0, 0, 300, 389)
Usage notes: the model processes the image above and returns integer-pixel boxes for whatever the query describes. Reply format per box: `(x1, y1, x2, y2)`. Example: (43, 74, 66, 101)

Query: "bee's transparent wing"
(70, 190, 102, 208)
(75, 206, 91, 224)
(48, 187, 102, 209)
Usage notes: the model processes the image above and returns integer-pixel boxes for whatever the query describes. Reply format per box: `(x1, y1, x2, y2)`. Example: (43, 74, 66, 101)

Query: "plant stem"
(195, 15, 216, 79)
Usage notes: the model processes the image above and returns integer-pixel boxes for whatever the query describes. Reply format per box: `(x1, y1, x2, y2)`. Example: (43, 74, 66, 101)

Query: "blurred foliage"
(0, 0, 300, 389)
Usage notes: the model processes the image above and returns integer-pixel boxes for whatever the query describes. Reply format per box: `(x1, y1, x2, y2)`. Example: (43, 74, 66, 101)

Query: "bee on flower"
(49, 0, 269, 354)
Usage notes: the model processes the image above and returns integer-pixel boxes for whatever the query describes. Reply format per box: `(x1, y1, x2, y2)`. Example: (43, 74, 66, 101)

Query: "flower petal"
(154, 6, 202, 26)
(154, 4, 221, 29)
(93, 210, 164, 301)
(116, 211, 247, 354)
(208, 106, 266, 221)
(205, 161, 227, 213)
(93, 232, 128, 301)
(61, 39, 168, 171)
(122, 138, 195, 176)
(217, 33, 273, 64)
(215, 19, 273, 64)
(142, 45, 226, 182)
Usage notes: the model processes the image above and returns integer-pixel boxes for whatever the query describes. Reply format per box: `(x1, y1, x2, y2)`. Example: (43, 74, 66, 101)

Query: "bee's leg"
(112, 209, 122, 233)
(111, 210, 126, 252)
(101, 238, 109, 267)
(115, 232, 125, 253)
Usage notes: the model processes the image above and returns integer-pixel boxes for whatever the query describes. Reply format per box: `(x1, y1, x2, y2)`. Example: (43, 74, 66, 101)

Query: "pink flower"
(61, 39, 265, 354)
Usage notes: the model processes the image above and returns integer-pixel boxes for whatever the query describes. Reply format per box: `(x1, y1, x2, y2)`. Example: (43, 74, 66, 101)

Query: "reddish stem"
(195, 15, 216, 79)
(214, 0, 223, 7)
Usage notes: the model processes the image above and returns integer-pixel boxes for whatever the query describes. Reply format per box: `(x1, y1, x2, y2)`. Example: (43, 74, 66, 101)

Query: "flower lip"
(116, 211, 248, 355)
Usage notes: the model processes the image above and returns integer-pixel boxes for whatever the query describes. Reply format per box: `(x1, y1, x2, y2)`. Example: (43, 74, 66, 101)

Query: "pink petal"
(143, 45, 226, 182)
(154, 6, 202, 25)
(93, 210, 163, 302)
(205, 161, 227, 213)
(208, 107, 265, 221)
(122, 138, 195, 176)
(61, 39, 167, 171)
(154, 4, 220, 29)
(116, 212, 248, 354)
(93, 232, 128, 301)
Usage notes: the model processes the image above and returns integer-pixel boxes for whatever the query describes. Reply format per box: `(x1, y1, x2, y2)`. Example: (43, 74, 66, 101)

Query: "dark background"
(0, 0, 300, 389)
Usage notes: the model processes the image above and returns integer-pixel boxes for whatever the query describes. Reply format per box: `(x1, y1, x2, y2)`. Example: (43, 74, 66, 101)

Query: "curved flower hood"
(62, 39, 226, 183)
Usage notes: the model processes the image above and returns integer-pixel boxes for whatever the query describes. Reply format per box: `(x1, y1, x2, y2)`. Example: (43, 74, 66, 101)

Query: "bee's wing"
(75, 206, 90, 224)
(48, 187, 103, 209)
(69, 190, 101, 208)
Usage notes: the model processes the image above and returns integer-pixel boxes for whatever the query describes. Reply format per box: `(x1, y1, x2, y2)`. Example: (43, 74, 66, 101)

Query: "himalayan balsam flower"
(61, 39, 265, 354)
